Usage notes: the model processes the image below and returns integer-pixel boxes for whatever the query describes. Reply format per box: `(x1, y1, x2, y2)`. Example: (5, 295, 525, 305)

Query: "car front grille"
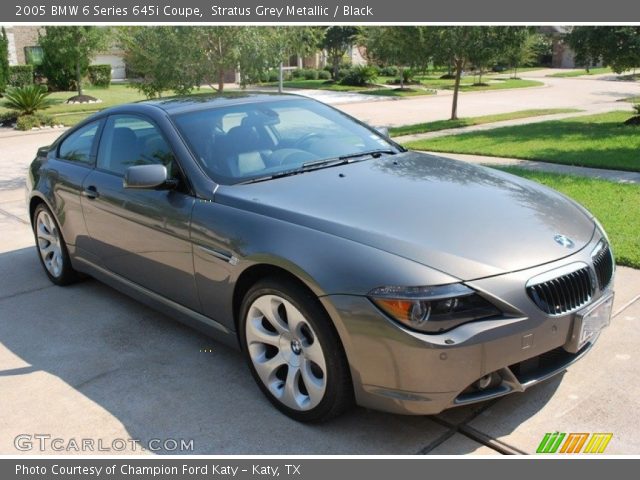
(592, 242, 614, 290)
(526, 266, 594, 315)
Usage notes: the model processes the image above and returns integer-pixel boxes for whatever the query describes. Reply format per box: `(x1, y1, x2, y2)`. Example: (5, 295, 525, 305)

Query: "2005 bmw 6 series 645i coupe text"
(26, 93, 615, 422)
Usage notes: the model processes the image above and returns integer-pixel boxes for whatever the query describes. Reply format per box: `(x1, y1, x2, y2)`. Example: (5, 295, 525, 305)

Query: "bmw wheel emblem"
(554, 234, 575, 249)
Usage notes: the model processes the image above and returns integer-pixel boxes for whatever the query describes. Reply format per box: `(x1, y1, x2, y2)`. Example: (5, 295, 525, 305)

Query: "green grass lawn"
(406, 111, 640, 172)
(0, 84, 234, 126)
(263, 76, 543, 94)
(495, 167, 640, 269)
(262, 80, 371, 91)
(416, 76, 543, 91)
(388, 108, 581, 137)
(1, 84, 147, 117)
(547, 67, 614, 78)
(359, 87, 437, 97)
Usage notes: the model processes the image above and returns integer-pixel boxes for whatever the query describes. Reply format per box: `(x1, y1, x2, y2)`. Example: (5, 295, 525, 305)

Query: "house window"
(24, 46, 44, 65)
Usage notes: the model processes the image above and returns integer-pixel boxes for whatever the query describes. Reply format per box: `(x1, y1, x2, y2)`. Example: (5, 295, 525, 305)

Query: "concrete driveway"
(1, 100, 640, 455)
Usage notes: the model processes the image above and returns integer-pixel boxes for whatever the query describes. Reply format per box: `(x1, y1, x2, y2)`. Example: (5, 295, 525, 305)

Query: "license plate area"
(564, 293, 614, 353)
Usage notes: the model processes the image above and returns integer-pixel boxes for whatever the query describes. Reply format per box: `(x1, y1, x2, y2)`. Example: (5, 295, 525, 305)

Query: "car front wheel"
(239, 277, 353, 422)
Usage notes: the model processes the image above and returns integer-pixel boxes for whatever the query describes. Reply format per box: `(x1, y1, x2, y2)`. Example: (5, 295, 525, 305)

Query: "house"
(537, 26, 601, 69)
(3, 25, 127, 80)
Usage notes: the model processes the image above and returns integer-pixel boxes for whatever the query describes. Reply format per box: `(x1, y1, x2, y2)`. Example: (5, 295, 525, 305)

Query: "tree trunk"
(332, 57, 340, 80)
(278, 62, 284, 93)
(400, 67, 404, 89)
(76, 60, 83, 96)
(218, 69, 225, 92)
(451, 60, 463, 120)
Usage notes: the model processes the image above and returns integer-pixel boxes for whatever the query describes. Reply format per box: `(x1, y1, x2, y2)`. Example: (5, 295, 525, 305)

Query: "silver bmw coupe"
(27, 94, 614, 422)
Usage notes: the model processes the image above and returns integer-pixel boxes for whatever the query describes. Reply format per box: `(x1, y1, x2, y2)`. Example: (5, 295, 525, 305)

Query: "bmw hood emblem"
(554, 234, 575, 249)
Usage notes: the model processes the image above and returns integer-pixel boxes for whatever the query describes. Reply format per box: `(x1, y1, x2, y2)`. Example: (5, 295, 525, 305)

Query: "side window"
(58, 121, 101, 165)
(97, 115, 176, 176)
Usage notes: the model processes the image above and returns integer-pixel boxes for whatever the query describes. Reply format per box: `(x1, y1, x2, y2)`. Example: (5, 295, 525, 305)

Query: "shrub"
(15, 112, 55, 131)
(292, 69, 321, 80)
(336, 67, 351, 81)
(8, 65, 34, 87)
(402, 68, 416, 84)
(317, 70, 331, 80)
(2, 84, 50, 115)
(633, 104, 640, 115)
(304, 69, 319, 80)
(379, 65, 399, 77)
(0, 110, 18, 125)
(340, 65, 378, 86)
(88, 64, 111, 88)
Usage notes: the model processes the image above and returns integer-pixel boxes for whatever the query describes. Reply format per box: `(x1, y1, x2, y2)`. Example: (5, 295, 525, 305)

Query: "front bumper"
(320, 236, 614, 415)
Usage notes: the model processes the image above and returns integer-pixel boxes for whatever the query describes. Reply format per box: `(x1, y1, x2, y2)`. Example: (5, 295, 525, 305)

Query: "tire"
(239, 276, 353, 422)
(32, 203, 81, 286)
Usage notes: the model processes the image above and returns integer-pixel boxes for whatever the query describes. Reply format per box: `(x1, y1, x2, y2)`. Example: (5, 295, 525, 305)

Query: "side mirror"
(123, 164, 169, 189)
(374, 126, 389, 137)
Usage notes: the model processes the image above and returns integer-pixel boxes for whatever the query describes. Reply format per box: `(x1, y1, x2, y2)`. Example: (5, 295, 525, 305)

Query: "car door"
(45, 120, 103, 258)
(80, 113, 200, 311)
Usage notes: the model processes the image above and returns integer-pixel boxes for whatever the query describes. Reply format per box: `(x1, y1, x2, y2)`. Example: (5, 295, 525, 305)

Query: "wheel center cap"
(290, 339, 302, 355)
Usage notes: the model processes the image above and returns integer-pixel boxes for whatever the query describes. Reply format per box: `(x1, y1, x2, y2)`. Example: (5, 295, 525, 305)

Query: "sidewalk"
(422, 152, 640, 184)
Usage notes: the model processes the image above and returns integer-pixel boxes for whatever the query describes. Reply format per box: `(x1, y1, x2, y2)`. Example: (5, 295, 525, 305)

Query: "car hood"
(215, 152, 595, 280)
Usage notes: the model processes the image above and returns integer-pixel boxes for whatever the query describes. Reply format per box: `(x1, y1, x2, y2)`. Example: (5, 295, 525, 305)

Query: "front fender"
(190, 199, 458, 329)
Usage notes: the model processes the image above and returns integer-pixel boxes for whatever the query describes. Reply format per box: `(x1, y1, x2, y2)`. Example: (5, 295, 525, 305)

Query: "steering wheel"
(269, 149, 318, 166)
(293, 132, 323, 149)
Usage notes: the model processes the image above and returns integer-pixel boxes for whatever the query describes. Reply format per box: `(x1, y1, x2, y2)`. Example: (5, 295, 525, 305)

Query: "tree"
(40, 27, 110, 96)
(191, 27, 245, 92)
(320, 27, 360, 80)
(431, 27, 527, 120)
(362, 27, 432, 89)
(467, 27, 526, 85)
(503, 29, 537, 79)
(231, 27, 323, 92)
(566, 27, 601, 72)
(568, 27, 640, 74)
(0, 27, 9, 93)
(429, 27, 475, 120)
(120, 27, 200, 98)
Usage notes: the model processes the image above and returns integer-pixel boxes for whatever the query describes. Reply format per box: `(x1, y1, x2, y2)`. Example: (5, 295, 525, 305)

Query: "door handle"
(82, 186, 99, 199)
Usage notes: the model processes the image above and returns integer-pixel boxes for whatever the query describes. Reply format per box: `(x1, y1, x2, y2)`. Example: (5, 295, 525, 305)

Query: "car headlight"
(368, 284, 500, 333)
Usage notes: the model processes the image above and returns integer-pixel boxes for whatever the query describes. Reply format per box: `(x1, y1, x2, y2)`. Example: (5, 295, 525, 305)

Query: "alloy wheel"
(245, 294, 327, 411)
(35, 209, 63, 278)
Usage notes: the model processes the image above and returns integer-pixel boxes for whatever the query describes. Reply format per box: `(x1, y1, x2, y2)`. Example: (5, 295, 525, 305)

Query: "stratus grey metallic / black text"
(26, 94, 614, 422)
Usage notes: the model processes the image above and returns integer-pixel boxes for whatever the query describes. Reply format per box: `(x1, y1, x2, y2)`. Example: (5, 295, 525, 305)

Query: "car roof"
(138, 92, 303, 115)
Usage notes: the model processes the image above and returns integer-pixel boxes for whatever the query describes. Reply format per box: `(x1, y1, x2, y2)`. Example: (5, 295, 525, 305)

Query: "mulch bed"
(66, 95, 102, 104)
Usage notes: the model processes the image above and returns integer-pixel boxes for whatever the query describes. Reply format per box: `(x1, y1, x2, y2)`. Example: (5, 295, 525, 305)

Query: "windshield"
(172, 98, 399, 185)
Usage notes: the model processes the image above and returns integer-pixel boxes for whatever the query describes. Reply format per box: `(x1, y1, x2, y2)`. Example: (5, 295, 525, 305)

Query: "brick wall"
(8, 26, 40, 65)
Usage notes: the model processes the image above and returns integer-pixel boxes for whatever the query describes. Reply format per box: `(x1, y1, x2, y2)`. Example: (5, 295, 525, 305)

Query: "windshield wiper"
(337, 149, 397, 162)
(239, 149, 397, 185)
